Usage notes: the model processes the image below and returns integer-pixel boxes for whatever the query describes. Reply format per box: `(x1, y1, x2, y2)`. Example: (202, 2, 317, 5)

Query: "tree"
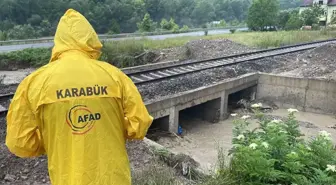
(213, 0, 251, 22)
(219, 19, 227, 27)
(7, 24, 37, 39)
(39, 20, 52, 36)
(277, 10, 291, 30)
(160, 18, 170, 30)
(27, 14, 42, 26)
(180, 25, 189, 32)
(230, 19, 240, 26)
(300, 4, 324, 26)
(0, 0, 271, 39)
(247, 0, 279, 31)
(285, 12, 303, 30)
(108, 19, 121, 34)
(137, 13, 156, 32)
(279, 0, 301, 10)
(0, 31, 8, 41)
(192, 0, 216, 25)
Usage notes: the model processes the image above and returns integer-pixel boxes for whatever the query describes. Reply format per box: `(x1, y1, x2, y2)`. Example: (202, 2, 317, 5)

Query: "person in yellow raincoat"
(5, 9, 153, 185)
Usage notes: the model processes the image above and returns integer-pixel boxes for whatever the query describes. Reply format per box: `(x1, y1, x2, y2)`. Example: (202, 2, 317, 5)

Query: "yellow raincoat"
(6, 9, 153, 185)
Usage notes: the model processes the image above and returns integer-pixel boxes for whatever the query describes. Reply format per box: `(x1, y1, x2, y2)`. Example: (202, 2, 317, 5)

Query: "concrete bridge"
(146, 73, 336, 133)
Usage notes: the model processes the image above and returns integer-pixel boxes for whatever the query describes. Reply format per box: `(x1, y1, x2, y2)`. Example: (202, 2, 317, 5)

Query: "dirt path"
(156, 109, 336, 172)
(0, 69, 34, 85)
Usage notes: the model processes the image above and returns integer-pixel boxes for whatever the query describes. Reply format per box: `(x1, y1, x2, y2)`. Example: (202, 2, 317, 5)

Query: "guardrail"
(0, 26, 246, 46)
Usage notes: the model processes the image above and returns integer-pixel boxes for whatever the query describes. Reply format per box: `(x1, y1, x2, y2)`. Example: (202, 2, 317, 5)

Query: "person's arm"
(120, 72, 153, 140)
(6, 79, 45, 158)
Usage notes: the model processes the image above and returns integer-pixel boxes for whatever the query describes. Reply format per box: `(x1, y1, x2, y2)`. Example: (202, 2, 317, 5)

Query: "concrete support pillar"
(168, 106, 179, 134)
(204, 98, 221, 123)
(220, 91, 229, 120)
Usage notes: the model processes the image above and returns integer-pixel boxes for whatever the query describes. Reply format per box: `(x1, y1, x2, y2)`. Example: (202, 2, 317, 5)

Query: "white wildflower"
(270, 119, 282, 124)
(231, 113, 238, 117)
(326, 164, 336, 172)
(319, 130, 331, 138)
(251, 103, 262, 108)
(261, 142, 269, 149)
(241, 115, 251, 120)
(288, 151, 298, 158)
(287, 108, 299, 113)
(249, 143, 258, 149)
(236, 134, 245, 140)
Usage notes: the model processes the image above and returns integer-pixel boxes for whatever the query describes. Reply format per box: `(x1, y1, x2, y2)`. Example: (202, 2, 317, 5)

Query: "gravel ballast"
(138, 51, 304, 102)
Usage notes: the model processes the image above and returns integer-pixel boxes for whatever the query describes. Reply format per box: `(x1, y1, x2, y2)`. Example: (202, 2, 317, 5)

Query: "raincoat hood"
(50, 9, 103, 63)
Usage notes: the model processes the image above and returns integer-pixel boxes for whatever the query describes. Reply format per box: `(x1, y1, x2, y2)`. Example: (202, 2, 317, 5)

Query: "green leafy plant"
(137, 13, 157, 32)
(179, 25, 189, 32)
(214, 104, 336, 185)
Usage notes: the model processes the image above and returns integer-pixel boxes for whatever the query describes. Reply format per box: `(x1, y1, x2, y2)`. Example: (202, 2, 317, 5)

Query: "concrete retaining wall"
(145, 73, 259, 133)
(257, 73, 336, 114)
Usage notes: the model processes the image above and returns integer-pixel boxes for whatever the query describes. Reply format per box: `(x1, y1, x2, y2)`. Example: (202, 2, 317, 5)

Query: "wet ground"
(156, 109, 336, 172)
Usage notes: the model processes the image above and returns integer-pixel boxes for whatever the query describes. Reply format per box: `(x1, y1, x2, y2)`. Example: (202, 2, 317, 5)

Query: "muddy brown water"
(156, 109, 336, 172)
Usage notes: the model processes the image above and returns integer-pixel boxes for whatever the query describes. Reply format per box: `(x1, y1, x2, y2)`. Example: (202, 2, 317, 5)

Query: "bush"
(180, 25, 189, 32)
(160, 18, 179, 32)
(285, 14, 303, 30)
(229, 29, 236, 34)
(137, 13, 156, 32)
(312, 24, 320, 30)
(219, 19, 227, 27)
(7, 24, 38, 40)
(160, 19, 170, 30)
(0, 31, 8, 41)
(101, 40, 147, 68)
(108, 19, 121, 34)
(213, 105, 336, 185)
(0, 48, 51, 70)
(230, 19, 240, 27)
(172, 24, 179, 33)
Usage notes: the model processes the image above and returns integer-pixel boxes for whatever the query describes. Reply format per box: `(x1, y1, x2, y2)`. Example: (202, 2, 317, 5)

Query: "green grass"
(106, 30, 336, 50)
(1, 30, 336, 70)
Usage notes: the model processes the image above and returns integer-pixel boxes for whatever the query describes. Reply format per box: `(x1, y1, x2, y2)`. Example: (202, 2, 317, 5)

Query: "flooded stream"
(156, 109, 336, 172)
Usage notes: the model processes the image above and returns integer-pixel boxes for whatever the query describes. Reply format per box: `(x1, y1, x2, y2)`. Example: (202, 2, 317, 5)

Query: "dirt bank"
(279, 43, 336, 80)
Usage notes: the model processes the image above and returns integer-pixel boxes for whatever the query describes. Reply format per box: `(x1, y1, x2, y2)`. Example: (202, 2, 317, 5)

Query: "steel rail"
(126, 39, 336, 85)
(0, 39, 335, 115)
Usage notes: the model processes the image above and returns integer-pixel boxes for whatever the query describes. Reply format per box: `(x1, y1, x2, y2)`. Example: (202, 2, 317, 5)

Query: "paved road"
(0, 28, 248, 53)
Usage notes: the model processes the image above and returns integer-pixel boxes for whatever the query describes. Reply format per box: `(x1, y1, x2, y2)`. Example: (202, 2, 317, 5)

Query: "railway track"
(126, 39, 336, 85)
(0, 39, 336, 115)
